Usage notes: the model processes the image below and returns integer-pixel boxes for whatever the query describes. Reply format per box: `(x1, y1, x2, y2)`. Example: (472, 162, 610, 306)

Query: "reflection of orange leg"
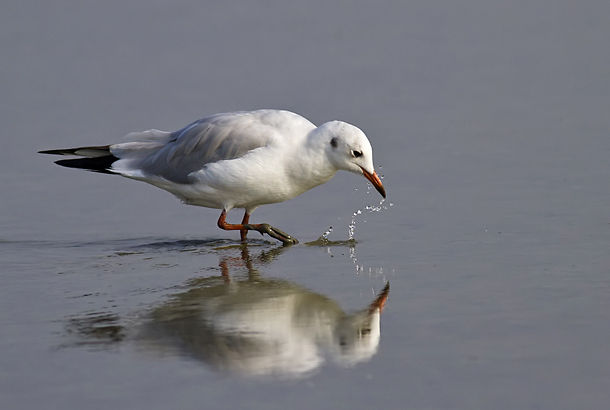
(219, 259, 230, 282)
(218, 246, 256, 282)
(218, 244, 252, 282)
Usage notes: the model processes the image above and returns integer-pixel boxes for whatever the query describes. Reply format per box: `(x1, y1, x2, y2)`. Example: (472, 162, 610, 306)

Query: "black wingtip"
(39, 145, 117, 174)
(54, 155, 118, 174)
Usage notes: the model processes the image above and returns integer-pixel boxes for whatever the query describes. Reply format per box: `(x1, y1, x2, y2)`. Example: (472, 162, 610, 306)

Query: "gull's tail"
(38, 146, 118, 174)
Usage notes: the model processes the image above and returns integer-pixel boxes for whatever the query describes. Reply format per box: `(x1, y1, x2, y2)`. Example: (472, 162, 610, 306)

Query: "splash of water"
(321, 226, 333, 240)
(347, 209, 362, 240)
(347, 199, 393, 240)
(347, 166, 393, 239)
(348, 241, 394, 278)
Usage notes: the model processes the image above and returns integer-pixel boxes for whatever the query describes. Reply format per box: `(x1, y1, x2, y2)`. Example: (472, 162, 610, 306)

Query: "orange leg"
(216, 209, 298, 245)
(217, 209, 243, 231)
(240, 211, 250, 242)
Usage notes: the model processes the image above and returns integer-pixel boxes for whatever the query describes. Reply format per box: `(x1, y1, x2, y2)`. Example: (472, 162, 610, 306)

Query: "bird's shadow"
(107, 237, 280, 256)
(110, 234, 358, 256)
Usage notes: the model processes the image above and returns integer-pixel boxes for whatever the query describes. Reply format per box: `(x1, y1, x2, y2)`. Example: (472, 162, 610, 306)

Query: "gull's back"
(111, 110, 317, 183)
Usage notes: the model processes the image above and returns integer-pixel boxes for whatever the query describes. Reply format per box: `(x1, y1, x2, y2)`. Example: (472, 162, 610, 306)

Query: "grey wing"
(111, 112, 274, 183)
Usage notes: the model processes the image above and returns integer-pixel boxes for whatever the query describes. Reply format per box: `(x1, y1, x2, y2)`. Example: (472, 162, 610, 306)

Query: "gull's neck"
(284, 127, 337, 193)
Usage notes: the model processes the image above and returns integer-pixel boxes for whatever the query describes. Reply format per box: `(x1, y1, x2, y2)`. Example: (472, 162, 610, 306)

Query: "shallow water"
(2, 1, 610, 409)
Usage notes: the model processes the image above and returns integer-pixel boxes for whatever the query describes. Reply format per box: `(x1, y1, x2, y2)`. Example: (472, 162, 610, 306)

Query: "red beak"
(360, 167, 386, 198)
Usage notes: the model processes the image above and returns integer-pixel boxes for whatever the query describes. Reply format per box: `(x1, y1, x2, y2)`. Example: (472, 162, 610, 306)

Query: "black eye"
(351, 150, 363, 158)
(330, 137, 338, 148)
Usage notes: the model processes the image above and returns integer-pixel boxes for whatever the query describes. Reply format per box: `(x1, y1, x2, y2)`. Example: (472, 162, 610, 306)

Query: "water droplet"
(321, 226, 333, 240)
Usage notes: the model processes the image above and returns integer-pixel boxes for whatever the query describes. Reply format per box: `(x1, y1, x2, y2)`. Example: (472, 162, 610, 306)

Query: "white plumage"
(40, 109, 386, 244)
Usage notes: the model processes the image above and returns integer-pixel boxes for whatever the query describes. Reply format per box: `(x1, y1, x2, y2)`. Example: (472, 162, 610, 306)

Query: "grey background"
(2, 1, 609, 409)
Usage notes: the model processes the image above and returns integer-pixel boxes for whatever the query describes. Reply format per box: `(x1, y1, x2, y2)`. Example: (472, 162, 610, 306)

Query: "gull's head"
(320, 121, 386, 198)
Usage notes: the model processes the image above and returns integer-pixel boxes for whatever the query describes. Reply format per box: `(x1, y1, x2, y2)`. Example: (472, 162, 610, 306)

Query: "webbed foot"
(245, 223, 299, 245)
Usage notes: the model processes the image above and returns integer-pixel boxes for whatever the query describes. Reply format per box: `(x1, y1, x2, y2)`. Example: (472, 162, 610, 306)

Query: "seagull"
(39, 109, 386, 244)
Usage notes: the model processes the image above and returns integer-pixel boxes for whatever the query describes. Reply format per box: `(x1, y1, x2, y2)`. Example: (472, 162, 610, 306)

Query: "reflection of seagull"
(140, 254, 389, 377)
(39, 109, 386, 244)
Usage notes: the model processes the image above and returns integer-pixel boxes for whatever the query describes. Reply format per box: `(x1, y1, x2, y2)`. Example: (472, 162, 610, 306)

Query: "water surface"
(2, 1, 610, 409)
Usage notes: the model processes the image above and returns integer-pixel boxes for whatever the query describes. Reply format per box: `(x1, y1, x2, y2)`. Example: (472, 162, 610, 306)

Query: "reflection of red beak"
(360, 167, 386, 198)
(369, 282, 390, 313)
